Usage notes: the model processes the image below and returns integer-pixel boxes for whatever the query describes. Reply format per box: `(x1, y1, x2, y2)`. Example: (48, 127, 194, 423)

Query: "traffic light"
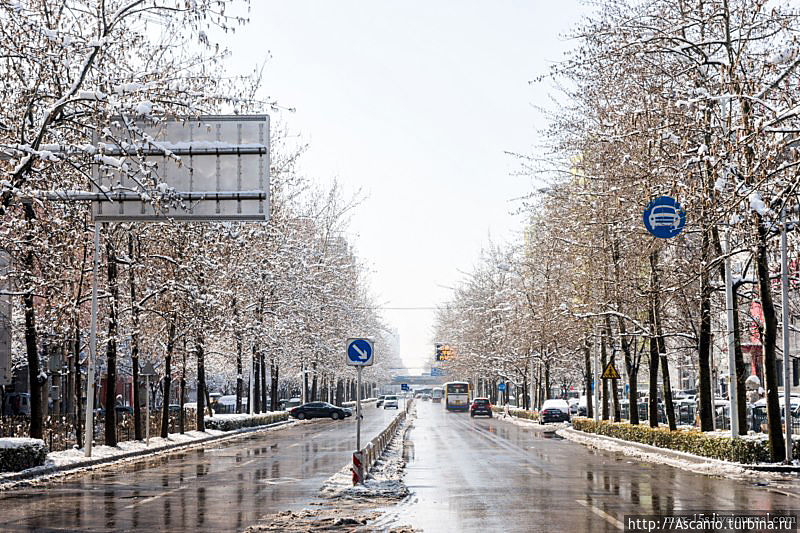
(435, 344, 451, 361)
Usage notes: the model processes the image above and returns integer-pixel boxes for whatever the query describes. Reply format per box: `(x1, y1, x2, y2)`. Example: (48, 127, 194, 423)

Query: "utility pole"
(781, 209, 792, 462)
(722, 229, 740, 439)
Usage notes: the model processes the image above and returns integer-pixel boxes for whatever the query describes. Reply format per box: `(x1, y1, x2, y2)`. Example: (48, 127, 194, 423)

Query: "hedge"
(203, 412, 289, 432)
(0, 438, 48, 472)
(570, 417, 800, 464)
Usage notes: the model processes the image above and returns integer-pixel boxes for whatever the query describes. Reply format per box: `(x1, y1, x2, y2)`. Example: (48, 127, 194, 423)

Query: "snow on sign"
(346, 338, 374, 366)
(601, 362, 621, 380)
(643, 196, 686, 238)
(92, 115, 269, 221)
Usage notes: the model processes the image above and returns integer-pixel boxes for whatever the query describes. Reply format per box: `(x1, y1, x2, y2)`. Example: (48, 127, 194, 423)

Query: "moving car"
(289, 402, 352, 420)
(383, 395, 399, 409)
(540, 399, 571, 423)
(469, 397, 493, 418)
(376, 395, 386, 408)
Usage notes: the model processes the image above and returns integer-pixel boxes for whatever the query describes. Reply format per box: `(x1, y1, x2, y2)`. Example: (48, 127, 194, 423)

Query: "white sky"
(225, 1, 584, 374)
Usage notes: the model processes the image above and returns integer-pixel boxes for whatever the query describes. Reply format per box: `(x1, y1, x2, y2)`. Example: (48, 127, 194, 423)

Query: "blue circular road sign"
(347, 338, 374, 366)
(643, 196, 686, 238)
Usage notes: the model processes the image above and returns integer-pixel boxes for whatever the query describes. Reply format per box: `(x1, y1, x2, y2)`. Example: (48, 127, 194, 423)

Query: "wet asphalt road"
(0, 405, 400, 532)
(385, 401, 800, 533)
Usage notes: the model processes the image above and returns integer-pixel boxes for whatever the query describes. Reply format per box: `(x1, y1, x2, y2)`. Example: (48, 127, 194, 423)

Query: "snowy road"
(0, 405, 400, 532)
(386, 401, 800, 532)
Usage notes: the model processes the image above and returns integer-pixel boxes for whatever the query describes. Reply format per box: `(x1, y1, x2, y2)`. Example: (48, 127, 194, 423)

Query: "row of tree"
(0, 1, 399, 445)
(435, 0, 800, 461)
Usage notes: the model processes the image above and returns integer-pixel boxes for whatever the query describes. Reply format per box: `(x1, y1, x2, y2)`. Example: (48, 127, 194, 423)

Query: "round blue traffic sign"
(643, 196, 686, 238)
(347, 338, 374, 366)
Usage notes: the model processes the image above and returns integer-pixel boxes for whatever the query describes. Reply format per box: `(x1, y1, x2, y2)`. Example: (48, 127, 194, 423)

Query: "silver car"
(383, 395, 399, 409)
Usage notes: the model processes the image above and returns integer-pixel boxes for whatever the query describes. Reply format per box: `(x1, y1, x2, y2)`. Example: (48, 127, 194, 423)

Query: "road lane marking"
(767, 487, 800, 498)
(576, 499, 623, 530)
(124, 485, 188, 509)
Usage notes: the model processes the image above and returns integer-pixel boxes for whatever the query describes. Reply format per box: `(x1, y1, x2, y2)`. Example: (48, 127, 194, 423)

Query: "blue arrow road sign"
(346, 338, 374, 366)
(498, 383, 506, 391)
(401, 383, 409, 391)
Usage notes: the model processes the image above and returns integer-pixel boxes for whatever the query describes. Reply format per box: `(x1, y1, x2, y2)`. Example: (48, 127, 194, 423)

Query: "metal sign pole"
(594, 326, 600, 424)
(356, 365, 362, 451)
(145, 374, 150, 445)
(782, 210, 792, 462)
(722, 229, 740, 438)
(84, 222, 100, 457)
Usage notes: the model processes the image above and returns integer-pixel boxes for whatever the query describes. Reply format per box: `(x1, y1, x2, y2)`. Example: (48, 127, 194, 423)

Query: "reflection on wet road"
(393, 402, 800, 533)
(0, 406, 399, 532)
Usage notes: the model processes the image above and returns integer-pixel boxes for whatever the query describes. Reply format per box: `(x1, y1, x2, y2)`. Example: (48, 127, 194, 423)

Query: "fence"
(359, 399, 412, 477)
(0, 409, 198, 452)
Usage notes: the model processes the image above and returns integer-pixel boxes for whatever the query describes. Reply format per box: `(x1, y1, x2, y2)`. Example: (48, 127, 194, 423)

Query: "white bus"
(431, 387, 443, 403)
(443, 381, 470, 411)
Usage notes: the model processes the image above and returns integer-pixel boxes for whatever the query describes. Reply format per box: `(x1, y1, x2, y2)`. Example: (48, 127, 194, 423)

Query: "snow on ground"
(497, 413, 567, 432)
(320, 411, 412, 501)
(557, 427, 793, 483)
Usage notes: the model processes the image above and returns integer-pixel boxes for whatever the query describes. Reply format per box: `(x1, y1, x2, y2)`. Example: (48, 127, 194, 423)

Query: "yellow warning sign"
(601, 362, 621, 380)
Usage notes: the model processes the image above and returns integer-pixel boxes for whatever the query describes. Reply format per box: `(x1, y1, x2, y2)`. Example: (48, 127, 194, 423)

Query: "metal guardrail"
(358, 399, 412, 478)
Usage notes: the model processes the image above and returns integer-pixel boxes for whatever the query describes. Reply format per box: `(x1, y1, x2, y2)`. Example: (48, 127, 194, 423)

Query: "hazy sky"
(225, 1, 584, 373)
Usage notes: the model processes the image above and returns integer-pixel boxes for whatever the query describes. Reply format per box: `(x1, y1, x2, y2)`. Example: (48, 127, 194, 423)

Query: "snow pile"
(498, 412, 567, 432)
(557, 428, 789, 482)
(0, 438, 48, 473)
(320, 411, 414, 501)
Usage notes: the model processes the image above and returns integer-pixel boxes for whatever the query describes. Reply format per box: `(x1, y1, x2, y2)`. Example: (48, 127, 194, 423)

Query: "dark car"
(289, 402, 352, 420)
(540, 399, 570, 423)
(470, 397, 493, 418)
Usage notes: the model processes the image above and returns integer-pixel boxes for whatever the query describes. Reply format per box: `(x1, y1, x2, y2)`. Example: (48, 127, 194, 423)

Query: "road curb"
(0, 419, 296, 489)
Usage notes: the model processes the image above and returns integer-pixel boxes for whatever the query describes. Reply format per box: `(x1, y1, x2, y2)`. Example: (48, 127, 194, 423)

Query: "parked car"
(280, 397, 302, 411)
(568, 398, 579, 415)
(383, 395, 399, 409)
(289, 402, 352, 420)
(540, 399, 570, 423)
(2, 392, 31, 416)
(469, 397, 493, 418)
(376, 395, 386, 408)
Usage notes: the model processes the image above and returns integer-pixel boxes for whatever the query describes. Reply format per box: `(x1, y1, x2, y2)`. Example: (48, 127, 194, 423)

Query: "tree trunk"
(179, 339, 186, 434)
(196, 336, 206, 432)
(161, 318, 175, 439)
(233, 299, 243, 415)
(652, 249, 676, 431)
(129, 234, 142, 441)
(73, 322, 82, 446)
(253, 346, 261, 413)
(236, 335, 243, 414)
(755, 218, 785, 461)
(22, 203, 42, 439)
(260, 352, 267, 410)
(104, 234, 118, 447)
(271, 359, 279, 411)
(584, 338, 593, 419)
(697, 226, 715, 432)
(310, 361, 318, 401)
(601, 332, 609, 421)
